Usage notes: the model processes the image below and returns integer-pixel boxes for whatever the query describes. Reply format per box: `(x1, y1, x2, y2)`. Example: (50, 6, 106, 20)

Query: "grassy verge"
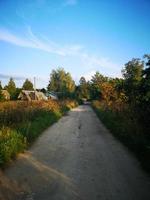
(92, 100, 150, 173)
(0, 99, 78, 167)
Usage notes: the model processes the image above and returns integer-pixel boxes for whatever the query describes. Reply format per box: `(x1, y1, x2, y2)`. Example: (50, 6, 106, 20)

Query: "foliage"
(47, 68, 75, 98)
(122, 58, 144, 103)
(4, 78, 16, 100)
(92, 100, 150, 172)
(39, 88, 46, 94)
(78, 76, 90, 100)
(0, 81, 3, 101)
(0, 81, 2, 90)
(0, 99, 78, 166)
(91, 55, 150, 172)
(0, 128, 26, 165)
(22, 79, 34, 90)
(90, 72, 108, 100)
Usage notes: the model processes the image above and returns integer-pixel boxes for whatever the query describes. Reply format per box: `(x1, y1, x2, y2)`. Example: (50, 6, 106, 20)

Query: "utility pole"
(34, 77, 36, 91)
(34, 77, 36, 100)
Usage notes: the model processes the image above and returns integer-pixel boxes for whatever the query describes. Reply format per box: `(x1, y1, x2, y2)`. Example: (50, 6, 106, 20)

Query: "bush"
(0, 128, 26, 165)
(0, 99, 78, 166)
(17, 110, 62, 142)
(92, 100, 150, 172)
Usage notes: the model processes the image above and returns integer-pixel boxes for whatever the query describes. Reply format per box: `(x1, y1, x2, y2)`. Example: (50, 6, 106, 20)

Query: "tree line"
(48, 55, 150, 156)
(0, 54, 149, 170)
(1, 54, 150, 110)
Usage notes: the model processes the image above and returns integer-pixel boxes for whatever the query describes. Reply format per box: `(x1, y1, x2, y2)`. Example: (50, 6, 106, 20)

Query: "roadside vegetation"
(0, 100, 78, 166)
(0, 68, 78, 167)
(0, 55, 150, 171)
(90, 55, 150, 172)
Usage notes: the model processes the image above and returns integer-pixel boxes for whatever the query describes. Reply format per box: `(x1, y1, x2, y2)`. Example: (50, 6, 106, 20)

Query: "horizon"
(0, 0, 150, 88)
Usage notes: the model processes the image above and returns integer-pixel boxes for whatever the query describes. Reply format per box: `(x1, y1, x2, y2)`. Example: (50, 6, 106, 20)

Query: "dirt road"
(0, 105, 150, 200)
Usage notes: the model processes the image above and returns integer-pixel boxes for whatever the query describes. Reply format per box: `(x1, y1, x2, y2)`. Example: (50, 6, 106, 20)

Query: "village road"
(0, 105, 150, 200)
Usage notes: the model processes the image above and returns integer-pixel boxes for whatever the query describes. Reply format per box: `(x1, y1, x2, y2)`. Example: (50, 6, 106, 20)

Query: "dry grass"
(0, 99, 78, 166)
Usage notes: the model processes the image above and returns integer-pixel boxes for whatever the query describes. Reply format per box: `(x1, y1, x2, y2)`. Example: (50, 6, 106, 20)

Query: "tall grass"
(92, 100, 150, 172)
(0, 128, 26, 165)
(0, 99, 78, 166)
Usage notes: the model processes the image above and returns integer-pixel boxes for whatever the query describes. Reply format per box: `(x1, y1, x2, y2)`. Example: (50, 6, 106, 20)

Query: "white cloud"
(80, 52, 119, 69)
(0, 27, 82, 56)
(0, 28, 36, 48)
(0, 26, 121, 78)
(26, 26, 66, 56)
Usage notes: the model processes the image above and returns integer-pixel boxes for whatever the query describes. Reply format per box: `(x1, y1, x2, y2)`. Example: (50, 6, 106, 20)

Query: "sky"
(0, 0, 150, 88)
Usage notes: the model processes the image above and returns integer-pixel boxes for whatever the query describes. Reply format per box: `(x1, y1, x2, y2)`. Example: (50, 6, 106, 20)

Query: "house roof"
(46, 91, 58, 99)
(1, 90, 10, 99)
(18, 90, 47, 101)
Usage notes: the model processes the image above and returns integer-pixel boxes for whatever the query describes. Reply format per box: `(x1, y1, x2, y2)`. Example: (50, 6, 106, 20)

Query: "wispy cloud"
(80, 53, 119, 70)
(0, 27, 63, 55)
(0, 73, 26, 80)
(0, 28, 36, 48)
(0, 26, 120, 78)
(0, 27, 83, 56)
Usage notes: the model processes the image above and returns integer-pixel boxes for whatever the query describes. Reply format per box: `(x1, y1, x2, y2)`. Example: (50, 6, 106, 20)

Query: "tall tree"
(5, 78, 16, 100)
(90, 72, 108, 100)
(122, 58, 144, 103)
(78, 77, 90, 99)
(139, 55, 150, 106)
(0, 81, 3, 101)
(0, 81, 2, 90)
(133, 55, 150, 134)
(22, 79, 34, 90)
(47, 68, 75, 98)
(143, 54, 150, 79)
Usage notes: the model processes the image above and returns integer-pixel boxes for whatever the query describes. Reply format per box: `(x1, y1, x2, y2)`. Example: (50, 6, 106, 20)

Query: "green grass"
(0, 128, 26, 166)
(0, 110, 60, 166)
(17, 110, 62, 143)
(0, 99, 78, 167)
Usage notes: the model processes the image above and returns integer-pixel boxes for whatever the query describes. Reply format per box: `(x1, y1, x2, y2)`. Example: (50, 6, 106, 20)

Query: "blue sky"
(0, 0, 150, 88)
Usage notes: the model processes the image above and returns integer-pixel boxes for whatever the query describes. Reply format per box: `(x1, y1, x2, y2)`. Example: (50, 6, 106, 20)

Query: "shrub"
(0, 99, 78, 166)
(0, 128, 26, 165)
(92, 100, 150, 172)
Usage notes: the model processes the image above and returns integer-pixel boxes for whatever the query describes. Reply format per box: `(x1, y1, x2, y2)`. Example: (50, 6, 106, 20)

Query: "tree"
(40, 88, 46, 94)
(122, 58, 144, 103)
(78, 77, 90, 99)
(22, 79, 34, 90)
(14, 88, 22, 100)
(90, 72, 108, 100)
(122, 58, 144, 81)
(135, 55, 150, 134)
(5, 78, 16, 100)
(143, 54, 150, 79)
(139, 55, 150, 108)
(47, 68, 75, 98)
(0, 81, 2, 90)
(100, 82, 117, 106)
(0, 81, 3, 101)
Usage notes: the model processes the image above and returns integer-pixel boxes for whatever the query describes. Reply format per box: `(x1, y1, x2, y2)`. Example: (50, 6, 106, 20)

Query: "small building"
(45, 91, 58, 100)
(1, 90, 10, 100)
(18, 90, 47, 101)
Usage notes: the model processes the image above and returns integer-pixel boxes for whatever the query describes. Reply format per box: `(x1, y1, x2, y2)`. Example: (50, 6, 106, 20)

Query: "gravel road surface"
(0, 105, 150, 200)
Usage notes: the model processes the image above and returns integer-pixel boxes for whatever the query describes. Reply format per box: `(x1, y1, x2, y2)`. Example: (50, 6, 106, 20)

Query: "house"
(18, 90, 47, 101)
(45, 91, 58, 100)
(1, 90, 10, 100)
